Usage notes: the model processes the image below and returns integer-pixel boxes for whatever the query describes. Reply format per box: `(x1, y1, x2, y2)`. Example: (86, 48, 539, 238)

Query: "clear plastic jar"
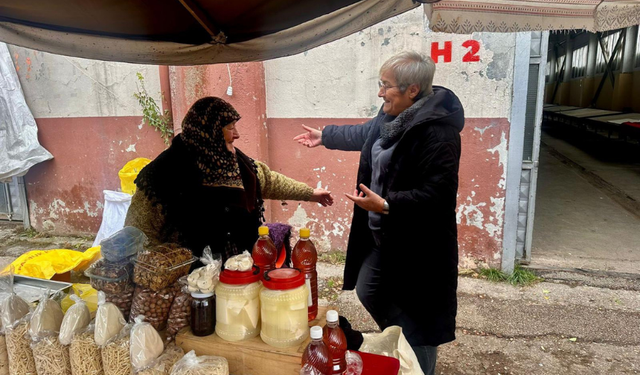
(215, 266, 262, 342)
(260, 268, 309, 348)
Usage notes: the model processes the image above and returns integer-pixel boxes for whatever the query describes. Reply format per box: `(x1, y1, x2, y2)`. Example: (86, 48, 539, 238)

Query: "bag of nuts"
(104, 287, 135, 321)
(129, 286, 176, 331)
(85, 259, 134, 294)
(133, 244, 194, 292)
(166, 278, 191, 342)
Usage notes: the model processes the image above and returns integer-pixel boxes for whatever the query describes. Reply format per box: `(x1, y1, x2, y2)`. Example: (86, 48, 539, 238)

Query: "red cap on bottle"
(220, 266, 261, 285)
(262, 268, 305, 290)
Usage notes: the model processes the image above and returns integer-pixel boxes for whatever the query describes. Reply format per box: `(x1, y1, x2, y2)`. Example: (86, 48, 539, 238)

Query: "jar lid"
(191, 292, 214, 298)
(220, 266, 261, 285)
(262, 268, 305, 290)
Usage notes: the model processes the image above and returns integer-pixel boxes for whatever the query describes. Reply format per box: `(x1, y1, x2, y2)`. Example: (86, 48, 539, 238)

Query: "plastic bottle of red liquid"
(323, 310, 347, 375)
(292, 228, 318, 321)
(252, 226, 277, 278)
(302, 326, 332, 375)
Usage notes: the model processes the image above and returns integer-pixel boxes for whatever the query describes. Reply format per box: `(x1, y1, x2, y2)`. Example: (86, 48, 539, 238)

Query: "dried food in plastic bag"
(5, 320, 37, 375)
(59, 295, 91, 345)
(85, 259, 134, 294)
(187, 247, 222, 294)
(31, 335, 71, 375)
(1, 294, 30, 331)
(94, 292, 126, 347)
(130, 316, 164, 371)
(129, 286, 176, 331)
(60, 284, 98, 315)
(104, 287, 134, 320)
(169, 350, 228, 375)
(29, 289, 64, 339)
(223, 250, 253, 272)
(134, 244, 194, 292)
(70, 324, 103, 375)
(137, 344, 184, 375)
(0, 334, 9, 375)
(100, 226, 147, 263)
(101, 324, 132, 375)
(166, 278, 191, 341)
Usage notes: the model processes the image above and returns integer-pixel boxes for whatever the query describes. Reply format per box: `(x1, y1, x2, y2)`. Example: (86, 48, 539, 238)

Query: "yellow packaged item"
(61, 284, 99, 314)
(2, 247, 101, 280)
(119, 158, 151, 195)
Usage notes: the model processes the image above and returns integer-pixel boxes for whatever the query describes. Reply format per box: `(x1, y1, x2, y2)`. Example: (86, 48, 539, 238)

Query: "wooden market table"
(176, 306, 328, 375)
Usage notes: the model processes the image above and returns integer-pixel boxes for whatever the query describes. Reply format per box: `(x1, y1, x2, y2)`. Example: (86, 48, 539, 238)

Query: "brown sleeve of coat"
(124, 191, 166, 246)
(255, 160, 314, 201)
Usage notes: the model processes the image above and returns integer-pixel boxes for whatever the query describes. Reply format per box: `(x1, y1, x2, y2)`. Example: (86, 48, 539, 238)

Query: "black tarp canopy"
(0, 0, 418, 64)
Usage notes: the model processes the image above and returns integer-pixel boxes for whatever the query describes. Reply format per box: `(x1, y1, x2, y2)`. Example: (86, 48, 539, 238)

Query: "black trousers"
(355, 230, 437, 375)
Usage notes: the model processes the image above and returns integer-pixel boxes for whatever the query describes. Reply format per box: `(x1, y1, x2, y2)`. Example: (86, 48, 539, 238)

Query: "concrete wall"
(263, 8, 516, 267)
(9, 46, 168, 233)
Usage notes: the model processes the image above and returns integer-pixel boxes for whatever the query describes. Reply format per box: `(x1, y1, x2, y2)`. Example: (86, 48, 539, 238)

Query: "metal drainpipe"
(621, 26, 638, 73)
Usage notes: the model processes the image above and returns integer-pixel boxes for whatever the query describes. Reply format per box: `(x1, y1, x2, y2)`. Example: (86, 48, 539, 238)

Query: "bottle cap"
(300, 228, 310, 238)
(326, 310, 338, 323)
(262, 268, 305, 290)
(220, 266, 261, 285)
(191, 292, 214, 298)
(310, 326, 323, 339)
(258, 226, 269, 236)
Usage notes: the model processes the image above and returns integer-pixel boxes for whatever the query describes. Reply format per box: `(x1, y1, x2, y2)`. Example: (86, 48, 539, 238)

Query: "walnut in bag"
(129, 286, 176, 331)
(166, 278, 191, 341)
(104, 286, 134, 320)
(134, 244, 194, 291)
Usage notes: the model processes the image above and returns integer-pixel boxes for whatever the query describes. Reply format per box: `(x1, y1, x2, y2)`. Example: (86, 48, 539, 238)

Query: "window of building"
(596, 31, 623, 73)
(571, 46, 588, 78)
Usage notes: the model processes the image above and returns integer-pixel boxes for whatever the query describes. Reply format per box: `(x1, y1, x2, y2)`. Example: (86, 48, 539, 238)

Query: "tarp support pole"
(178, 0, 227, 43)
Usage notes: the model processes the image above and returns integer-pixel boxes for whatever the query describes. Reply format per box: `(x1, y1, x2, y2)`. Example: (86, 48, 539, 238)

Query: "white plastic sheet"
(92, 190, 132, 247)
(0, 42, 52, 181)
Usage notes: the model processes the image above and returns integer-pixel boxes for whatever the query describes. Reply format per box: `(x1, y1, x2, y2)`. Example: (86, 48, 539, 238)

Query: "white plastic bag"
(223, 250, 253, 272)
(361, 326, 424, 375)
(169, 350, 228, 375)
(94, 291, 126, 347)
(187, 247, 222, 294)
(130, 316, 164, 371)
(59, 295, 91, 346)
(93, 190, 132, 247)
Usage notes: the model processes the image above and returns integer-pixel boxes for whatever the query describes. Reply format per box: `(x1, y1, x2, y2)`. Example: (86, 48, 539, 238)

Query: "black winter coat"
(322, 86, 464, 346)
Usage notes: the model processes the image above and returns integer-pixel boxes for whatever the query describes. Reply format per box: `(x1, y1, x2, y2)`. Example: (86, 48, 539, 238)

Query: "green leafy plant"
(134, 72, 173, 145)
(479, 265, 540, 286)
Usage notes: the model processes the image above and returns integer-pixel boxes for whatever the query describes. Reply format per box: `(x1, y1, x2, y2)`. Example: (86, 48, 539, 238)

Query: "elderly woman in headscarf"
(125, 97, 333, 260)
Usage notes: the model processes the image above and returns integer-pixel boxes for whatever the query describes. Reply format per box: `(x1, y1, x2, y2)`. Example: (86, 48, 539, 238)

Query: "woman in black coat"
(294, 51, 464, 375)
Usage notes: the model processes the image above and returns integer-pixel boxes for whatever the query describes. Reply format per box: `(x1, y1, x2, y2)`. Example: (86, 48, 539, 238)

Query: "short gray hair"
(380, 51, 436, 97)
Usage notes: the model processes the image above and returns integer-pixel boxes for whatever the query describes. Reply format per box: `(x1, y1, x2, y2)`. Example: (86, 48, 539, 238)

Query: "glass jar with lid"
(260, 268, 309, 348)
(215, 266, 262, 342)
(190, 292, 215, 337)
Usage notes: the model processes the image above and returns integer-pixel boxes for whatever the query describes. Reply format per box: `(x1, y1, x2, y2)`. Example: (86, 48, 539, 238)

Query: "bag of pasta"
(59, 295, 91, 346)
(101, 324, 132, 375)
(130, 316, 164, 372)
(1, 267, 35, 375)
(137, 344, 184, 375)
(69, 324, 103, 375)
(29, 289, 70, 375)
(169, 350, 228, 375)
(0, 267, 21, 375)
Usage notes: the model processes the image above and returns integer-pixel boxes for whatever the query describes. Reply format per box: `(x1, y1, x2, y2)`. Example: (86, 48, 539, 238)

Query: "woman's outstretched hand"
(293, 125, 323, 148)
(310, 188, 334, 207)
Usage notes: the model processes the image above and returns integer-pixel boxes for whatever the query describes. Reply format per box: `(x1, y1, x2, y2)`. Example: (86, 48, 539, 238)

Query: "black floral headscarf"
(180, 97, 243, 189)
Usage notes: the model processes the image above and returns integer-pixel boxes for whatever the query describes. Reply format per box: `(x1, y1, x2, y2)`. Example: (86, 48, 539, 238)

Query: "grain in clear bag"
(136, 345, 184, 375)
(31, 334, 71, 375)
(169, 350, 228, 375)
(69, 324, 103, 375)
(5, 319, 37, 375)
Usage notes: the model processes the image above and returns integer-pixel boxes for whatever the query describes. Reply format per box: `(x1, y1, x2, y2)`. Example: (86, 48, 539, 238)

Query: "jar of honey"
(260, 268, 309, 348)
